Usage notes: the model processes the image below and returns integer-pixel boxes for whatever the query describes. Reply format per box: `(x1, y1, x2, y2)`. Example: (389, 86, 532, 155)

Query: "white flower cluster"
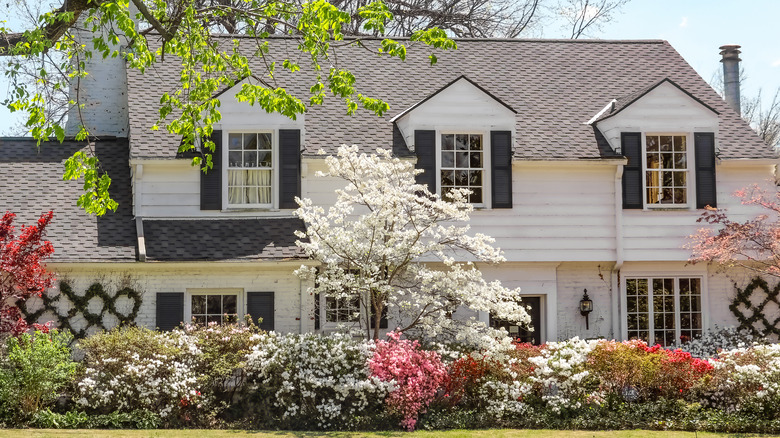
(477, 379, 531, 417)
(527, 337, 599, 412)
(678, 325, 763, 358)
(704, 343, 780, 411)
(245, 332, 392, 429)
(75, 331, 202, 418)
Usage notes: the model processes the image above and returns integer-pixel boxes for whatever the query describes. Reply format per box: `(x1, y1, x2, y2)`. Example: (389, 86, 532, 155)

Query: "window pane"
(674, 153, 687, 169)
(673, 135, 686, 151)
(441, 151, 454, 167)
(455, 134, 468, 150)
(192, 296, 206, 314)
(627, 296, 637, 313)
(470, 134, 482, 151)
(207, 295, 221, 314)
(259, 133, 272, 149)
(470, 152, 482, 168)
(224, 295, 237, 314)
(660, 136, 673, 151)
(469, 188, 482, 203)
(194, 315, 206, 325)
(441, 170, 454, 186)
(229, 151, 242, 167)
(456, 170, 469, 185)
(244, 133, 258, 150)
(456, 152, 469, 168)
(646, 136, 658, 151)
(244, 151, 258, 167)
(442, 134, 454, 150)
(469, 170, 482, 186)
(228, 133, 242, 150)
(258, 150, 272, 168)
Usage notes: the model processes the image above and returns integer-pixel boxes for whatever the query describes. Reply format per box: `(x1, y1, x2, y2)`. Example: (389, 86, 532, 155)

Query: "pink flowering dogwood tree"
(294, 145, 529, 341)
(688, 185, 780, 278)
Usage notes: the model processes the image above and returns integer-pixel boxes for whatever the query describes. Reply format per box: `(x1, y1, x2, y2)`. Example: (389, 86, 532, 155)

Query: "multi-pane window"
(626, 277, 702, 347)
(645, 135, 688, 206)
(191, 293, 238, 325)
(325, 295, 360, 323)
(227, 132, 273, 206)
(441, 134, 483, 204)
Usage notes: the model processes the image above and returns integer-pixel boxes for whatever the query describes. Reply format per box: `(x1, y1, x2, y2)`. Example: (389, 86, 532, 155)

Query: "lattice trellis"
(730, 277, 780, 337)
(17, 280, 142, 340)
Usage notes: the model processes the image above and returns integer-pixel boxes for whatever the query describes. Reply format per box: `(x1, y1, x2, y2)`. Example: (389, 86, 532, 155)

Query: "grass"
(1, 430, 778, 438)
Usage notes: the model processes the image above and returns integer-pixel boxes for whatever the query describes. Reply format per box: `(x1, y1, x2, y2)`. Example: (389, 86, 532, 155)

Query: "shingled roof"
(127, 37, 775, 161)
(142, 218, 306, 261)
(0, 138, 137, 262)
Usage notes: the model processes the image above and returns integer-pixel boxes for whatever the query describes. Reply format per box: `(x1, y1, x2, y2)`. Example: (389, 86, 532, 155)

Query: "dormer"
(391, 76, 517, 209)
(591, 79, 719, 210)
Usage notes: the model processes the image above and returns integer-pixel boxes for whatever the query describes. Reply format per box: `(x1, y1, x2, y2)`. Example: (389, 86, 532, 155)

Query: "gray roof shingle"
(0, 138, 137, 262)
(143, 218, 306, 261)
(127, 37, 775, 161)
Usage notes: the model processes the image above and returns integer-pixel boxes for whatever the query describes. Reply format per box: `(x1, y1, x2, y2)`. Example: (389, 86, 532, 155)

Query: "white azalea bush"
(75, 327, 203, 422)
(526, 338, 600, 413)
(245, 332, 392, 430)
(698, 343, 780, 415)
(678, 325, 763, 358)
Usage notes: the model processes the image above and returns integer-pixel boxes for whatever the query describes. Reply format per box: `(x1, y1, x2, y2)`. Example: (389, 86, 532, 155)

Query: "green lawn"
(1, 430, 778, 438)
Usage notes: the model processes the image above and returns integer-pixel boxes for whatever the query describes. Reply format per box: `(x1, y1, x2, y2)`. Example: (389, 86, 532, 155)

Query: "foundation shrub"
(589, 340, 713, 401)
(697, 343, 780, 416)
(245, 332, 391, 430)
(74, 327, 205, 426)
(0, 328, 76, 422)
(369, 331, 447, 431)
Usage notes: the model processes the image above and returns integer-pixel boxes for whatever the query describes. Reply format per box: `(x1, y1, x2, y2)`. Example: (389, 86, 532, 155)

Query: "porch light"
(579, 289, 593, 330)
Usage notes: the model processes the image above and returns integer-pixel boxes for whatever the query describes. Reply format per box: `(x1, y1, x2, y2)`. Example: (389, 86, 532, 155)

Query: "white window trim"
(641, 132, 697, 210)
(436, 129, 492, 209)
(620, 272, 710, 346)
(185, 288, 245, 325)
(221, 130, 279, 211)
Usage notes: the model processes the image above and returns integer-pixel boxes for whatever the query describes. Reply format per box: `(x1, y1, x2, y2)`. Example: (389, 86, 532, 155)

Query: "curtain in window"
(228, 169, 244, 204)
(646, 159, 660, 204)
(247, 170, 271, 204)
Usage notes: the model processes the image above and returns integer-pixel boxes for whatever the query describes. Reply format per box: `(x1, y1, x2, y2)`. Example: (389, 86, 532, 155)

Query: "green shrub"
(0, 329, 77, 420)
(30, 408, 161, 429)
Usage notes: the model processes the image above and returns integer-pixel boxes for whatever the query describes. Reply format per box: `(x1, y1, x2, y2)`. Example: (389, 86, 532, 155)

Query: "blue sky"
(1, 0, 778, 135)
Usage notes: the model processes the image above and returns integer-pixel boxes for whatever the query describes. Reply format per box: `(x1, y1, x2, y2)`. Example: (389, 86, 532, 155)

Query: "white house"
(1, 37, 777, 346)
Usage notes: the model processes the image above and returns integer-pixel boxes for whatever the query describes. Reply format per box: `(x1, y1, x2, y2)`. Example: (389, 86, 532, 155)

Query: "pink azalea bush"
(369, 331, 447, 431)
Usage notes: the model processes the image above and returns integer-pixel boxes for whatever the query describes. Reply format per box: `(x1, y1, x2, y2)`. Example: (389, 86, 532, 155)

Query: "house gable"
(392, 75, 516, 151)
(595, 79, 720, 154)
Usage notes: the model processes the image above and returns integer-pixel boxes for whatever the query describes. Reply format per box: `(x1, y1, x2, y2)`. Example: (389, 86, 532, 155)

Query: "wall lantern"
(579, 289, 593, 330)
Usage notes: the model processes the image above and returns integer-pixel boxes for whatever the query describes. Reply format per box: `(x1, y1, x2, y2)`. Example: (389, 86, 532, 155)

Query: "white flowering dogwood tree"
(294, 145, 530, 342)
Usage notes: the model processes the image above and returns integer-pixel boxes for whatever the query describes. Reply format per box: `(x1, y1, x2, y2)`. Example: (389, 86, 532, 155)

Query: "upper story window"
(227, 132, 273, 207)
(645, 134, 689, 206)
(440, 133, 486, 205)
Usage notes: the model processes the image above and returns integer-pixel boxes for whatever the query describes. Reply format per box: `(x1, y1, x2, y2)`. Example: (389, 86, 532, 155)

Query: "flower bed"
(1, 325, 780, 432)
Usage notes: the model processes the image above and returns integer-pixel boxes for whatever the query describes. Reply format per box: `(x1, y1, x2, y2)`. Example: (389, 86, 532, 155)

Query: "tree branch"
(0, 0, 92, 55)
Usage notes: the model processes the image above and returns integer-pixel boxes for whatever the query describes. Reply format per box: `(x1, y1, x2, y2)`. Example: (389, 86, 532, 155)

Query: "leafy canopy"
(1, 0, 456, 215)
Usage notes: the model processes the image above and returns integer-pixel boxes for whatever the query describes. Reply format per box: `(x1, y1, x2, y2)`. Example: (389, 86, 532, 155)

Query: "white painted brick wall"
(555, 262, 614, 341)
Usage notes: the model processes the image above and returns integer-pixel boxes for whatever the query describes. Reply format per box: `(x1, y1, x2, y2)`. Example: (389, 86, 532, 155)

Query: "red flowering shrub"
(442, 355, 497, 407)
(0, 211, 54, 337)
(589, 340, 713, 401)
(369, 331, 447, 431)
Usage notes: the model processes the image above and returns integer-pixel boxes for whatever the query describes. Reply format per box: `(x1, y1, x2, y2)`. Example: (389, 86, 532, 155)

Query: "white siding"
(622, 163, 776, 261)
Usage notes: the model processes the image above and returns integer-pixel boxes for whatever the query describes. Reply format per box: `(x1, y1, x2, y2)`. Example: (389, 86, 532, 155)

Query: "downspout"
(133, 164, 146, 262)
(612, 163, 624, 340)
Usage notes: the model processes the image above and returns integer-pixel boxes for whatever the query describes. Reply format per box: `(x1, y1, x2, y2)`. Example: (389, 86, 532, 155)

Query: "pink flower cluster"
(368, 331, 446, 431)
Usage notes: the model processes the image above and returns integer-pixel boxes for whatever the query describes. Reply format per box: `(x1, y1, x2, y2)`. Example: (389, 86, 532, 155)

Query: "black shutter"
(695, 132, 717, 209)
(621, 132, 643, 209)
(247, 292, 274, 331)
(279, 129, 302, 209)
(490, 130, 513, 208)
(314, 292, 320, 330)
(200, 130, 223, 210)
(156, 292, 183, 331)
(414, 130, 436, 193)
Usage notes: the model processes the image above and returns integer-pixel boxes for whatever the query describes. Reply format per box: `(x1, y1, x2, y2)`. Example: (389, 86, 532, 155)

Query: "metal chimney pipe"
(719, 44, 742, 115)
